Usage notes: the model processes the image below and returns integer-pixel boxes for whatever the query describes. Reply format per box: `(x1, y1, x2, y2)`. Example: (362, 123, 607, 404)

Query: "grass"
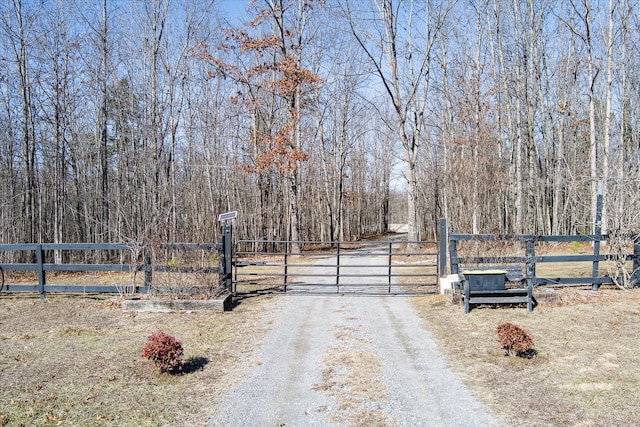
(0, 293, 277, 426)
(5, 270, 228, 299)
(2, 269, 639, 426)
(412, 287, 640, 426)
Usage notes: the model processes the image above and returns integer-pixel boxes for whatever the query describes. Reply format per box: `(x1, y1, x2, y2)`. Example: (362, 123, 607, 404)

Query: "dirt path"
(208, 294, 504, 426)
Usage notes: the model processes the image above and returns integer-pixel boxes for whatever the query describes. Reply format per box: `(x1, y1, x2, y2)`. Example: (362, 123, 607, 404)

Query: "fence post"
(525, 239, 535, 291)
(592, 240, 601, 291)
(388, 241, 393, 294)
(439, 218, 447, 276)
(144, 252, 152, 290)
(221, 222, 233, 291)
(449, 238, 458, 275)
(36, 244, 45, 299)
(284, 243, 289, 292)
(335, 242, 340, 293)
(592, 180, 603, 291)
(633, 242, 640, 288)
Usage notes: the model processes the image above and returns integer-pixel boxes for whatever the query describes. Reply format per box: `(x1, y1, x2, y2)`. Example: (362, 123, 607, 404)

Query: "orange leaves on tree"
(200, 0, 324, 176)
(240, 123, 310, 174)
(241, 34, 279, 54)
(267, 54, 324, 98)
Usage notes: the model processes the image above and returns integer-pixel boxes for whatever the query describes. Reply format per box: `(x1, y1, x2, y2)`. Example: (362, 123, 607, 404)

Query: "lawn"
(413, 287, 640, 426)
(0, 293, 277, 426)
(1, 285, 638, 426)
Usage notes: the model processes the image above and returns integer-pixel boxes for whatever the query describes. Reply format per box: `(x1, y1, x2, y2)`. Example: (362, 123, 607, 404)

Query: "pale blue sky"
(217, 0, 252, 24)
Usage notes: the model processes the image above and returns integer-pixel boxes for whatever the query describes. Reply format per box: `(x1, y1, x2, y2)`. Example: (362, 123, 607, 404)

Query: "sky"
(217, 0, 253, 24)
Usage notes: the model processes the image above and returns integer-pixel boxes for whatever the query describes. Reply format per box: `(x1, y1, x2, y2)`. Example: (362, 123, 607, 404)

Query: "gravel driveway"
(209, 240, 503, 426)
(208, 293, 504, 426)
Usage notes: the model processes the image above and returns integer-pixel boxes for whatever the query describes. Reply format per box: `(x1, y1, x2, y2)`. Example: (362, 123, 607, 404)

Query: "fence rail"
(448, 233, 640, 290)
(0, 243, 221, 298)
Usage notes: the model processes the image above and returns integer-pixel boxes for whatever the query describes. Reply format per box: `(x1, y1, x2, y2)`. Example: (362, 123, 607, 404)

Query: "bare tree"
(1, 0, 640, 249)
(600, 0, 618, 234)
(0, 0, 40, 244)
(570, 0, 600, 234)
(100, 0, 110, 242)
(345, 0, 454, 244)
(36, 0, 86, 259)
(200, 0, 323, 252)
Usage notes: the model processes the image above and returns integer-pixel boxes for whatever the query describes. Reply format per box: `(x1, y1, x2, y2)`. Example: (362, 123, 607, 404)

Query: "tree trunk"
(100, 0, 109, 243)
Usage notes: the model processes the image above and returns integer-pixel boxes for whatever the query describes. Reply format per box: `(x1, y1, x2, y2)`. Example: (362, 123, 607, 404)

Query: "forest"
(1, 0, 639, 248)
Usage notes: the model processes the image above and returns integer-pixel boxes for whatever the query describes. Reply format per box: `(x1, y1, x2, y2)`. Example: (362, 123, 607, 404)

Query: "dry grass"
(412, 287, 640, 426)
(3, 262, 639, 426)
(314, 325, 395, 427)
(0, 293, 277, 426)
(3, 271, 145, 287)
(6, 270, 228, 300)
(151, 271, 226, 299)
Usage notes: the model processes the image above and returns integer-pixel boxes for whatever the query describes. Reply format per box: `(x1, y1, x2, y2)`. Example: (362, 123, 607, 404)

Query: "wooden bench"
(460, 267, 532, 313)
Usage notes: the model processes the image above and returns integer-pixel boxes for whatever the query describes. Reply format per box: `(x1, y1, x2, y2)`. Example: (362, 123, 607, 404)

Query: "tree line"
(1, 0, 639, 250)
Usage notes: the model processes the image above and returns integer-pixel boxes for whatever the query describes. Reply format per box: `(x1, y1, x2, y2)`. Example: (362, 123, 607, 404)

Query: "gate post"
(223, 222, 233, 291)
(439, 218, 448, 277)
(216, 224, 233, 292)
(335, 242, 341, 293)
(217, 211, 236, 293)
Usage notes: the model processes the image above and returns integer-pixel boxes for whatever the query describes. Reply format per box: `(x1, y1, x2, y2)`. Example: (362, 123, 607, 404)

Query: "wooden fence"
(0, 243, 220, 298)
(3, 231, 640, 299)
(448, 233, 640, 290)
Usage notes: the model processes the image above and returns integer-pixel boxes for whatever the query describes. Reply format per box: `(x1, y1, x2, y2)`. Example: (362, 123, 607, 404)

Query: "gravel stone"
(208, 294, 505, 427)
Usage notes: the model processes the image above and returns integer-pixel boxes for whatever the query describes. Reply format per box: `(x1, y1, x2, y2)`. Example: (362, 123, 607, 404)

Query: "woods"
(1, 0, 639, 247)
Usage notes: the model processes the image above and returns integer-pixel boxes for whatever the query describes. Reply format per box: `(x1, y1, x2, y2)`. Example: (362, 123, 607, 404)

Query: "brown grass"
(3, 271, 145, 287)
(0, 293, 276, 426)
(412, 287, 640, 426)
(314, 326, 395, 427)
(2, 271, 639, 426)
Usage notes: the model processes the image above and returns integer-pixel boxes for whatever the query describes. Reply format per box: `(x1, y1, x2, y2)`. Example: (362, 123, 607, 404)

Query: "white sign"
(218, 211, 238, 222)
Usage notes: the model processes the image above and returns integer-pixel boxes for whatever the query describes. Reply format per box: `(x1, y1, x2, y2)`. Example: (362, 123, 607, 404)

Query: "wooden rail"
(0, 243, 220, 298)
(448, 233, 640, 291)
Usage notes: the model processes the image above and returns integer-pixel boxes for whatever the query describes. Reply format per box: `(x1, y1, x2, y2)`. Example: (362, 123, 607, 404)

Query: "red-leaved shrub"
(495, 322, 535, 357)
(141, 332, 184, 373)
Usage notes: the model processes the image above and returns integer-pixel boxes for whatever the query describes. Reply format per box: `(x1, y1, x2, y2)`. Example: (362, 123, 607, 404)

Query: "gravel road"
(209, 241, 503, 426)
(208, 293, 504, 427)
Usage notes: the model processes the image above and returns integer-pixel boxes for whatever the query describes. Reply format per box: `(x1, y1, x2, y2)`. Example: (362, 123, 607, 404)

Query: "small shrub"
(496, 322, 535, 357)
(141, 332, 184, 373)
(568, 241, 585, 253)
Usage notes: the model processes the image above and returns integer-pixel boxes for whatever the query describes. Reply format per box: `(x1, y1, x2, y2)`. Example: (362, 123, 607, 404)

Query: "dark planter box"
(465, 271, 506, 290)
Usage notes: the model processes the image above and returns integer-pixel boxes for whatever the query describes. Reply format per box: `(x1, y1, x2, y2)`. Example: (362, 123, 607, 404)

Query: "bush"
(568, 241, 584, 253)
(141, 332, 184, 373)
(495, 322, 535, 357)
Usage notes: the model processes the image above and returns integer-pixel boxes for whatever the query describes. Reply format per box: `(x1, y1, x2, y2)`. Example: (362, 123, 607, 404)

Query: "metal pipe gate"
(233, 239, 439, 295)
